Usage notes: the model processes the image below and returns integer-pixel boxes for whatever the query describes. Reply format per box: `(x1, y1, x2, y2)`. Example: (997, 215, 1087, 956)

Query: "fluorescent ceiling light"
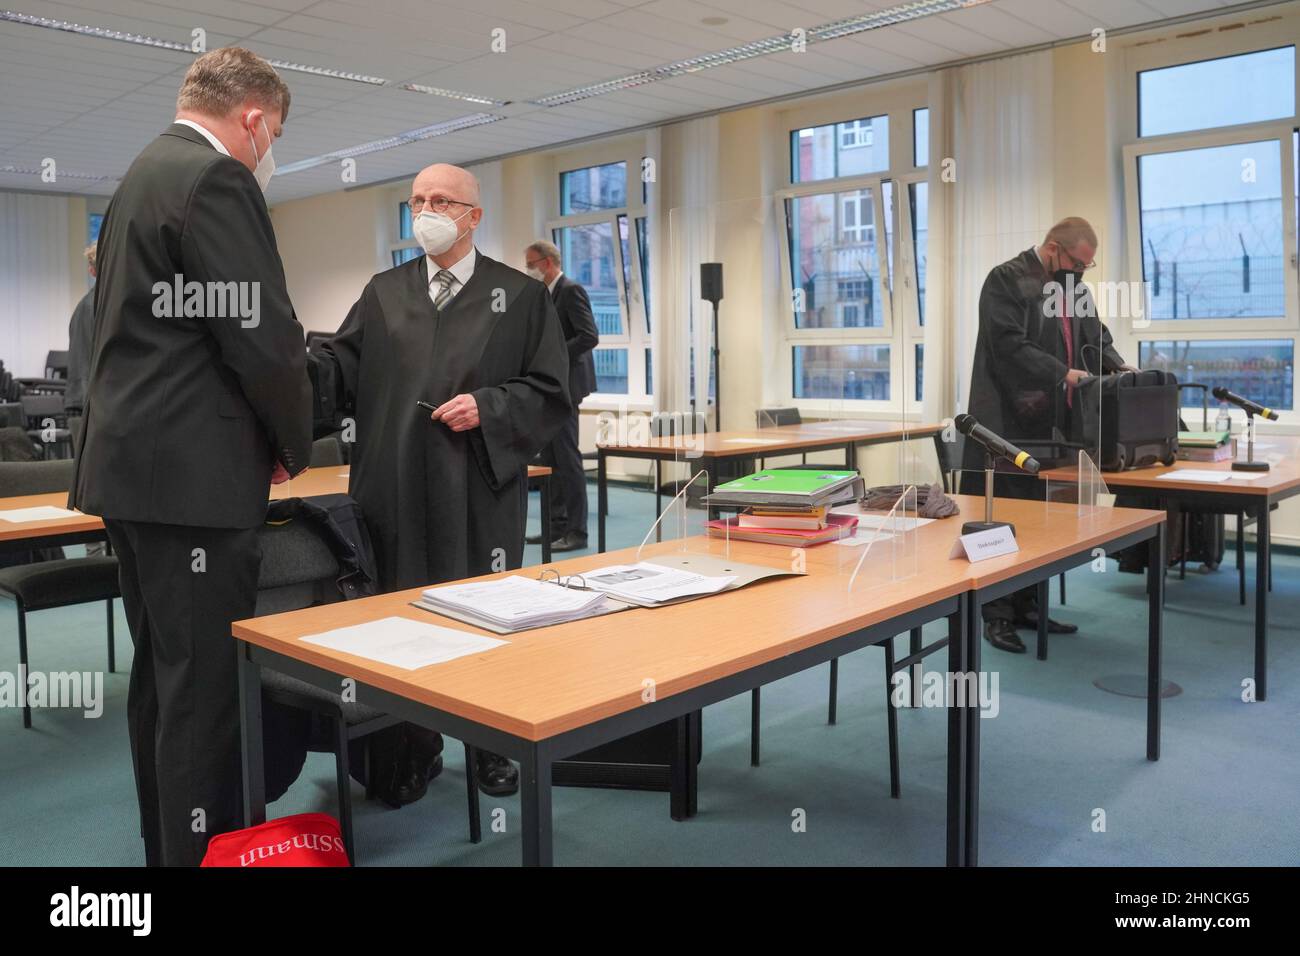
(0, 163, 117, 182)
(0, 10, 487, 98)
(0, 10, 190, 51)
(274, 113, 504, 175)
(399, 83, 508, 107)
(531, 0, 992, 106)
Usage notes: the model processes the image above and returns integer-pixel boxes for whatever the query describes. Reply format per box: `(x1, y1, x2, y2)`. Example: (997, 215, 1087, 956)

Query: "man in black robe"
(962, 217, 1133, 653)
(310, 163, 570, 798)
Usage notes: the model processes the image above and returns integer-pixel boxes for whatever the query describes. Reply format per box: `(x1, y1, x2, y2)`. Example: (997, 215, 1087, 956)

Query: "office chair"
(0, 460, 118, 728)
(309, 435, 345, 467)
(254, 511, 481, 864)
(20, 393, 72, 459)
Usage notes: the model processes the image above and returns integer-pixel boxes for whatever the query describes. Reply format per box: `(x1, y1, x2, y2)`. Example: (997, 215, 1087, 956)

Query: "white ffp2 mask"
(247, 117, 275, 193)
(412, 208, 470, 256)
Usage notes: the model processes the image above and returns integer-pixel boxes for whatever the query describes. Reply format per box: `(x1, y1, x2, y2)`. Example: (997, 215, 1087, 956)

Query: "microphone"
(955, 413, 1041, 474)
(1212, 386, 1279, 421)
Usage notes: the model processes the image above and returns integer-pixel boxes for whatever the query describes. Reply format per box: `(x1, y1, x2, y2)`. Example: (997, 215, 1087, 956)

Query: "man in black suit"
(524, 240, 599, 552)
(65, 243, 97, 416)
(69, 47, 313, 866)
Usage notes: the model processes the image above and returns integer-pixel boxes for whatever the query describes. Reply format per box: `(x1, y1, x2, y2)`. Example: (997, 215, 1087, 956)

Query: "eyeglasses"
(524, 257, 548, 270)
(1054, 242, 1096, 272)
(408, 196, 474, 214)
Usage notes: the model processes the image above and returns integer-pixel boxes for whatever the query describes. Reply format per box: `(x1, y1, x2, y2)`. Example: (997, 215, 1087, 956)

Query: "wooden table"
(1, 463, 555, 563)
(595, 421, 947, 552)
(1041, 439, 1300, 700)
(233, 494, 1164, 867)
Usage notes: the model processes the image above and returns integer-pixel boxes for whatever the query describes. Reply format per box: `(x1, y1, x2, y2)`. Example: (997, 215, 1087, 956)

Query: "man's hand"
(270, 461, 291, 484)
(431, 393, 480, 432)
(1064, 368, 1090, 388)
(1118, 364, 1141, 374)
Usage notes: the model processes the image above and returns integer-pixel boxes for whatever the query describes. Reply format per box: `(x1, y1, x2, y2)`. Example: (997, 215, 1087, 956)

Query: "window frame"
(545, 152, 651, 404)
(774, 92, 928, 415)
(1120, 24, 1300, 415)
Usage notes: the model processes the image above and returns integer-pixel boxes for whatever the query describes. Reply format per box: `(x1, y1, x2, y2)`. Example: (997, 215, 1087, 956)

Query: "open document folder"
(412, 555, 802, 634)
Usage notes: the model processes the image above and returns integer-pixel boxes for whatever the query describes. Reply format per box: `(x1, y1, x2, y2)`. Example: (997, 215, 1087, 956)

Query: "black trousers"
(105, 519, 261, 867)
(540, 409, 587, 541)
(958, 468, 1048, 624)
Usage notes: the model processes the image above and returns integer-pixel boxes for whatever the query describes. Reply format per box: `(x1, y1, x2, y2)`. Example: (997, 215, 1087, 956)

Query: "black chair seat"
(0, 556, 119, 611)
(261, 669, 386, 726)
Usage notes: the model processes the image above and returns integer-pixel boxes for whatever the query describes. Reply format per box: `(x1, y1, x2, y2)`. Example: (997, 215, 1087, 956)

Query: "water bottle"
(1215, 404, 1231, 434)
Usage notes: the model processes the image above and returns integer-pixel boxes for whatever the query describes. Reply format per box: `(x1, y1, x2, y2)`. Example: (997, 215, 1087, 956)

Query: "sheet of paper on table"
(1154, 470, 1233, 483)
(834, 530, 897, 547)
(582, 562, 735, 606)
(0, 505, 81, 523)
(830, 505, 936, 532)
(300, 616, 507, 670)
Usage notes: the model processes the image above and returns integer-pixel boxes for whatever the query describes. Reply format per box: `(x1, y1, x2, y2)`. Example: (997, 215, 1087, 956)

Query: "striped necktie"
(432, 269, 456, 310)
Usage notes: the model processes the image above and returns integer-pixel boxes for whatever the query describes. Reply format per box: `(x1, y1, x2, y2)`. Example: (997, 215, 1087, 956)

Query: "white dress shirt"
(546, 270, 563, 295)
(427, 247, 477, 307)
(174, 119, 230, 156)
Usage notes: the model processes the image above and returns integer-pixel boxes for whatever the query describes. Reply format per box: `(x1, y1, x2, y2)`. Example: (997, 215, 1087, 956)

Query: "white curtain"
(0, 191, 76, 378)
(468, 159, 505, 262)
(924, 50, 1055, 423)
(653, 116, 719, 423)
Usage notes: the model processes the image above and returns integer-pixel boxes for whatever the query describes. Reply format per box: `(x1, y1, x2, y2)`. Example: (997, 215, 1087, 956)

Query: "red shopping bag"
(200, 812, 350, 867)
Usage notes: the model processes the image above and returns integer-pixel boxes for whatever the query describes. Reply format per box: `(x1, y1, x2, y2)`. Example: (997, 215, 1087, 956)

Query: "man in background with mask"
(523, 240, 599, 553)
(70, 47, 312, 865)
(961, 217, 1133, 653)
(310, 163, 570, 800)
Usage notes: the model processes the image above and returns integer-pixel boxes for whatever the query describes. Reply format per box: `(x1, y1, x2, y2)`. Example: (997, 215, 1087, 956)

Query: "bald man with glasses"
(309, 163, 571, 800)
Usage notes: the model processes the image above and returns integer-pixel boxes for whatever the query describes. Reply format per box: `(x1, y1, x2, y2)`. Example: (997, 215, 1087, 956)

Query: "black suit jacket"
(963, 248, 1126, 471)
(69, 123, 312, 529)
(551, 274, 599, 403)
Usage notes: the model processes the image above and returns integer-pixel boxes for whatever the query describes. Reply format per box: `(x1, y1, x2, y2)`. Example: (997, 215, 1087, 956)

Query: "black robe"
(310, 251, 570, 591)
(963, 248, 1127, 474)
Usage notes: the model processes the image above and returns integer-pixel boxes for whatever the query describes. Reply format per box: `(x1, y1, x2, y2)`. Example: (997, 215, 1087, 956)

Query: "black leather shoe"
(475, 751, 519, 796)
(525, 532, 545, 545)
(550, 531, 588, 553)
(1014, 612, 1078, 634)
(984, 619, 1026, 653)
(392, 754, 443, 806)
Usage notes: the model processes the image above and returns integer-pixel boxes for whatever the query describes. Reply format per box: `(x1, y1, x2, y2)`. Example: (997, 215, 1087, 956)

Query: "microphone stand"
(962, 451, 1017, 537)
(1232, 410, 1270, 472)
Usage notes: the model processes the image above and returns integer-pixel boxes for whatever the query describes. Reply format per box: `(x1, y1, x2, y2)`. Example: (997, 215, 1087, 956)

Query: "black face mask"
(1052, 268, 1084, 289)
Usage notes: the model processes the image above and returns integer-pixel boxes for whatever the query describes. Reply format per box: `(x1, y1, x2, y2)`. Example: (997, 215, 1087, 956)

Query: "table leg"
(540, 475, 552, 564)
(946, 593, 970, 867)
(1255, 503, 1269, 702)
(686, 710, 699, 818)
(846, 440, 857, 472)
(1036, 578, 1049, 661)
(1147, 523, 1165, 761)
(964, 594, 982, 867)
(237, 645, 266, 828)
(597, 451, 608, 553)
(909, 627, 922, 708)
(520, 744, 553, 866)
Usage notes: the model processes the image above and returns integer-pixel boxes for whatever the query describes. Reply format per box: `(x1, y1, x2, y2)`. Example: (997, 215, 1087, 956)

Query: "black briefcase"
(1074, 370, 1180, 471)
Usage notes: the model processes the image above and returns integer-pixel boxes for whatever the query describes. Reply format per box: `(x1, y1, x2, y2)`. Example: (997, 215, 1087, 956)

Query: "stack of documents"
(415, 576, 611, 632)
(1177, 430, 1233, 462)
(581, 562, 736, 607)
(706, 512, 859, 547)
(705, 469, 863, 510)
